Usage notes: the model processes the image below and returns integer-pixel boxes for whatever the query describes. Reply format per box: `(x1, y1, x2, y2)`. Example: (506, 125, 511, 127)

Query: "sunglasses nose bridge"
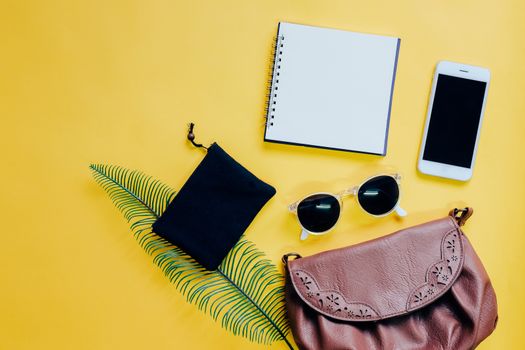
(339, 186, 358, 197)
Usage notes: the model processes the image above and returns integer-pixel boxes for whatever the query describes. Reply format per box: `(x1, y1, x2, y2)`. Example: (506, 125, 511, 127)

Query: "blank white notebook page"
(264, 22, 400, 155)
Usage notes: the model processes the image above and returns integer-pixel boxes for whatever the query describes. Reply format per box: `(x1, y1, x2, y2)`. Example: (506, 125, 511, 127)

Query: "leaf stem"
(92, 165, 294, 349)
(216, 267, 295, 350)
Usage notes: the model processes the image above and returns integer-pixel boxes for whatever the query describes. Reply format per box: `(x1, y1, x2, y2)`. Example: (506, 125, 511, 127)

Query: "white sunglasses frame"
(288, 173, 407, 240)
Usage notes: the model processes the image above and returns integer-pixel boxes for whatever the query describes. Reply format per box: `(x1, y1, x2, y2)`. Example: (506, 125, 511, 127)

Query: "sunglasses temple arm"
(300, 228, 309, 241)
(395, 205, 407, 217)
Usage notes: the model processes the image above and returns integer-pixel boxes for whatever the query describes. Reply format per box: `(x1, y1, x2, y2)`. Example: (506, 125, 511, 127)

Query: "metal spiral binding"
(264, 34, 284, 129)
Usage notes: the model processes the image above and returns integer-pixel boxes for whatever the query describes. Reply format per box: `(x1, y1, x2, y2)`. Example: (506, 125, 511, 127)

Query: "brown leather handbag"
(283, 208, 497, 350)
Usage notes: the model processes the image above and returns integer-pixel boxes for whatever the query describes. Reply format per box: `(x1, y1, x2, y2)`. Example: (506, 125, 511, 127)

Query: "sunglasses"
(288, 174, 407, 240)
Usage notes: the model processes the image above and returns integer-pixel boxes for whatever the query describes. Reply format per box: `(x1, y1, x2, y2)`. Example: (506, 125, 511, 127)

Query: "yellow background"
(1, 0, 524, 349)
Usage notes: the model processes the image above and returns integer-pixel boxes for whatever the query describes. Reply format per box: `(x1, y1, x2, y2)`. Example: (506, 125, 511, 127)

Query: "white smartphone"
(418, 61, 490, 181)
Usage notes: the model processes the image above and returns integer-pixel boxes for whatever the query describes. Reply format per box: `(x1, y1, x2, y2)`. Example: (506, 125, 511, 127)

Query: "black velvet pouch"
(152, 143, 276, 270)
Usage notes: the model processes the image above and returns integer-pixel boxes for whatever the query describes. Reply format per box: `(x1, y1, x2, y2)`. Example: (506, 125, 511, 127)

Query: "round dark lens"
(297, 194, 340, 233)
(357, 176, 399, 216)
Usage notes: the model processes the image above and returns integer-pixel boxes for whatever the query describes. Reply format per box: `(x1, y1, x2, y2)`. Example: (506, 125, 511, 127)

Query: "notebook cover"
(264, 22, 400, 156)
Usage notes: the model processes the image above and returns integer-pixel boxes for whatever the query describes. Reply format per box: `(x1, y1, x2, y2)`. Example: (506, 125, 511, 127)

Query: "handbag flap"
(287, 217, 464, 322)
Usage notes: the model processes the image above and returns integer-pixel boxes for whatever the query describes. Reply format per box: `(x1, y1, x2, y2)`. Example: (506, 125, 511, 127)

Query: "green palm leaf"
(89, 164, 293, 349)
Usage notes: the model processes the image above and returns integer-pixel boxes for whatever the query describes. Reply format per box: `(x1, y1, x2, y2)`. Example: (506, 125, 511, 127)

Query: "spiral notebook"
(264, 22, 400, 155)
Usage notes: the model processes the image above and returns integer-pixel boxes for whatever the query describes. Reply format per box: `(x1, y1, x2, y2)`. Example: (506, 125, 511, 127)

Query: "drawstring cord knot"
(187, 123, 208, 150)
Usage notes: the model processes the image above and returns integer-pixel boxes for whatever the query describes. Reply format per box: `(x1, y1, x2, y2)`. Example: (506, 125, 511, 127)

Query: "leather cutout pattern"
(289, 226, 465, 322)
(292, 270, 380, 321)
(406, 229, 464, 311)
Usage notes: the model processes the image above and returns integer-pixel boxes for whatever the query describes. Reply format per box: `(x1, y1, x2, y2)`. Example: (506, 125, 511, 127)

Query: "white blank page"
(264, 22, 400, 155)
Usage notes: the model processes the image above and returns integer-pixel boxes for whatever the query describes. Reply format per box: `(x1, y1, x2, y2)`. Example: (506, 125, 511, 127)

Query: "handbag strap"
(449, 207, 474, 226)
(282, 253, 302, 265)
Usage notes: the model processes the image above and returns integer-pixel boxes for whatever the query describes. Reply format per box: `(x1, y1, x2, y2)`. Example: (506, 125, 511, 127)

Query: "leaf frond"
(90, 164, 293, 349)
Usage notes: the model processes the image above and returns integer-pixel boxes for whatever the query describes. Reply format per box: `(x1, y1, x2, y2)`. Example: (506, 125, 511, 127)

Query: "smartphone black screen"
(423, 74, 487, 168)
